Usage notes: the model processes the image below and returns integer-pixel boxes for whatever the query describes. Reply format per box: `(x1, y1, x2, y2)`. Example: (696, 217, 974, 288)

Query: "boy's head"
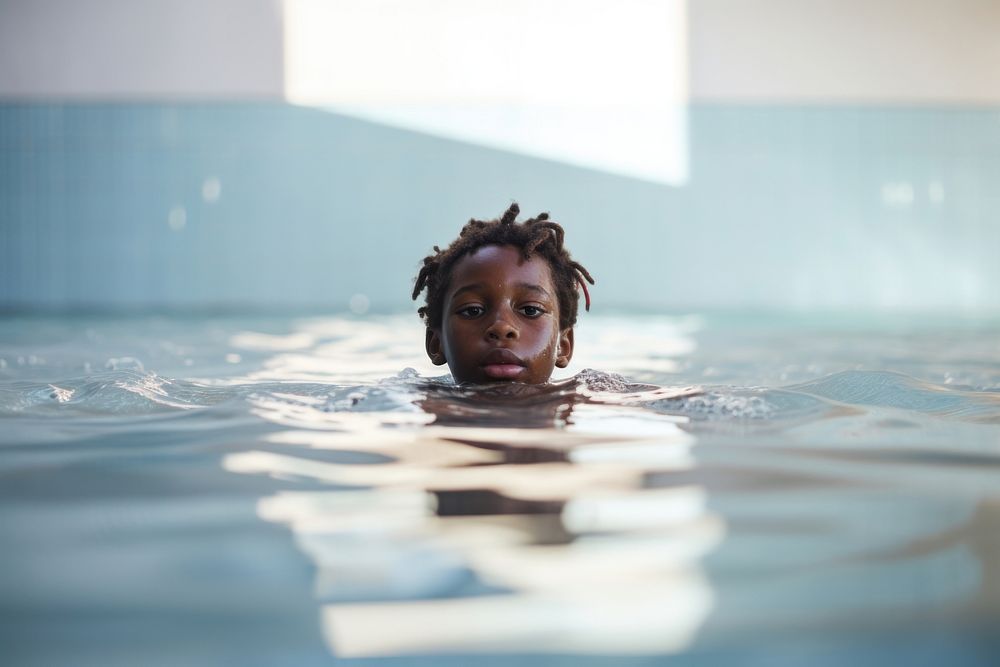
(412, 203, 594, 385)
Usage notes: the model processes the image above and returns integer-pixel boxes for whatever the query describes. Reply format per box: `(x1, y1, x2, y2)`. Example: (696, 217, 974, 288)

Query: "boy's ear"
(555, 327, 574, 368)
(425, 329, 447, 366)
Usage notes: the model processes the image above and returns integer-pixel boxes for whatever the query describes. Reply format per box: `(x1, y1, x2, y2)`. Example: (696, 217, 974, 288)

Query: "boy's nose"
(486, 315, 518, 340)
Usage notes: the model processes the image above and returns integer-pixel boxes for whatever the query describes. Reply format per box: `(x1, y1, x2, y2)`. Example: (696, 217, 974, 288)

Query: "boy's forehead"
(450, 245, 554, 286)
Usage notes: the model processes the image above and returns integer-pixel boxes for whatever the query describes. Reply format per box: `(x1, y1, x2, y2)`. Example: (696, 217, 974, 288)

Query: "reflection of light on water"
(249, 395, 429, 430)
(249, 482, 720, 656)
(569, 404, 690, 434)
(224, 381, 724, 658)
(225, 450, 645, 497)
(247, 481, 722, 657)
(571, 441, 693, 467)
(113, 372, 203, 410)
(564, 487, 707, 533)
(322, 571, 715, 656)
(258, 489, 431, 536)
(230, 331, 317, 351)
(574, 316, 699, 380)
(232, 316, 437, 383)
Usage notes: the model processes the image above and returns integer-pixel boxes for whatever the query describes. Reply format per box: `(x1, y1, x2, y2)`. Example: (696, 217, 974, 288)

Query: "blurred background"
(2, 0, 999, 315)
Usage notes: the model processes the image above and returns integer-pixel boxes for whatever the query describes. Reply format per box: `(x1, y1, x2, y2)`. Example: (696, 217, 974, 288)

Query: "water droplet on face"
(168, 206, 187, 231)
(349, 294, 370, 315)
(202, 177, 221, 203)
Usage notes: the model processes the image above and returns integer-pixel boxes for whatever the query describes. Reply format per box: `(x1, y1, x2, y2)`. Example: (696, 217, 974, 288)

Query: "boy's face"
(426, 244, 573, 385)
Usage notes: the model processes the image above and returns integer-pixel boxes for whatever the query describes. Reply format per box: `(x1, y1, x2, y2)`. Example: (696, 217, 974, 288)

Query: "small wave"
(0, 370, 235, 416)
(788, 370, 1000, 422)
(576, 368, 634, 393)
(654, 390, 776, 420)
(14, 367, 995, 428)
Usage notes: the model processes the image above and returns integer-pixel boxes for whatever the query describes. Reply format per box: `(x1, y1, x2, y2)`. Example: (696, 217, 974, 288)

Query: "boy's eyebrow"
(516, 282, 552, 298)
(450, 283, 486, 299)
(450, 282, 553, 299)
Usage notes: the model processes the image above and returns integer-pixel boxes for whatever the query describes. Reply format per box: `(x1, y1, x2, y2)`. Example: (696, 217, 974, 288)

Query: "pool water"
(2, 312, 999, 666)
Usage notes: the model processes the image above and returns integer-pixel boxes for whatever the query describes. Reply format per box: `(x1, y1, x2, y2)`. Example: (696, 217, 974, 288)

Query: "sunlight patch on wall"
(283, 0, 689, 185)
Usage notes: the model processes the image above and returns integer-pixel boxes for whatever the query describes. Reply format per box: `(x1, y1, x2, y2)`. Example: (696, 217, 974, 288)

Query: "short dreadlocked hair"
(412, 203, 595, 331)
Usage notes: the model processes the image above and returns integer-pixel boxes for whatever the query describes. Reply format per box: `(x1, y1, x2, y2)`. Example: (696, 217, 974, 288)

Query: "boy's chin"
(453, 368, 552, 386)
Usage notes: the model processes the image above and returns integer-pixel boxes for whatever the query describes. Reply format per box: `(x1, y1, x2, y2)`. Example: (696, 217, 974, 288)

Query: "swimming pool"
(2, 311, 999, 665)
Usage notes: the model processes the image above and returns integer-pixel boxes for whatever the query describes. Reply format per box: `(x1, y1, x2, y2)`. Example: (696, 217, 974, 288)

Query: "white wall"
(689, 0, 1000, 104)
(0, 0, 283, 99)
(3, 0, 1000, 104)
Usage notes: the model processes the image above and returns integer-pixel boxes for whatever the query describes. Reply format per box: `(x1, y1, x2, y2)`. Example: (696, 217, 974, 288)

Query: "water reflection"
(227, 379, 722, 657)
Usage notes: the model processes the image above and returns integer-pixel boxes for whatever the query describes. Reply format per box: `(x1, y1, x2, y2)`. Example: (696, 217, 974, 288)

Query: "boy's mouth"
(480, 349, 526, 379)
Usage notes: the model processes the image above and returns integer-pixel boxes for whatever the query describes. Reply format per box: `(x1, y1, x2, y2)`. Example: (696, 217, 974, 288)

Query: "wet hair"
(412, 203, 595, 330)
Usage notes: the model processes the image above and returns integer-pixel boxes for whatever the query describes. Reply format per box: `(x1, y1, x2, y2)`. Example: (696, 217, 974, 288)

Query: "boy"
(412, 203, 594, 385)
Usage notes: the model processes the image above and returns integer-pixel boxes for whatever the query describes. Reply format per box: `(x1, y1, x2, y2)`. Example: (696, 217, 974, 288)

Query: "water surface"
(2, 312, 999, 665)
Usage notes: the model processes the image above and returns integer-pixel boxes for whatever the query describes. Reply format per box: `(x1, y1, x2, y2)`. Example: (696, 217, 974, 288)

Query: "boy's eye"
(520, 305, 545, 317)
(457, 305, 485, 318)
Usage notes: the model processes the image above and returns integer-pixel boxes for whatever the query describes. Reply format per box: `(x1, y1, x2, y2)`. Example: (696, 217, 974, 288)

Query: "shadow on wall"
(0, 103, 998, 313)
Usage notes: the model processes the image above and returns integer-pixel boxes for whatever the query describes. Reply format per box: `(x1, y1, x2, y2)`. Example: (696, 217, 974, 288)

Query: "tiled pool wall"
(1, 103, 998, 312)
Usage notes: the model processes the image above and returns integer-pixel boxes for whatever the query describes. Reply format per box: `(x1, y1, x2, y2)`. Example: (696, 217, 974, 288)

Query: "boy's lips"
(480, 349, 526, 379)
